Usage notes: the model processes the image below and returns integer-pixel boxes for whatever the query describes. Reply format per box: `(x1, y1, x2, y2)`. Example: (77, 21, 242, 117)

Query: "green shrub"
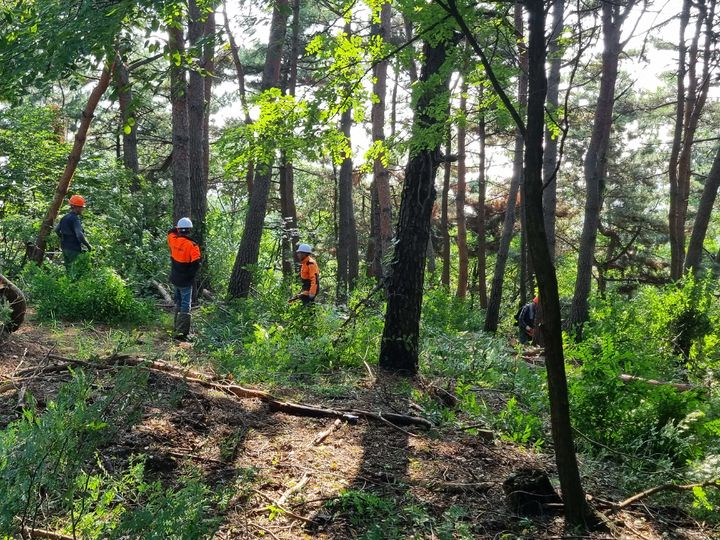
(22, 258, 153, 324)
(0, 369, 147, 535)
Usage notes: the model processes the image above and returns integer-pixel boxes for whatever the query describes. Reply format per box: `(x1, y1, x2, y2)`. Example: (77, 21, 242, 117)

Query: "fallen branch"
(348, 408, 433, 430)
(251, 489, 319, 525)
(277, 472, 311, 506)
(614, 478, 719, 510)
(269, 400, 359, 423)
(618, 373, 697, 392)
(350, 409, 419, 437)
(312, 418, 342, 446)
(39, 354, 434, 432)
(24, 528, 75, 540)
(150, 279, 174, 305)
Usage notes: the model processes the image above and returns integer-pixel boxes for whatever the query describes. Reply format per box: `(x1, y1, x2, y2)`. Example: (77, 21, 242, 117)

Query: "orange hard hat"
(68, 195, 86, 207)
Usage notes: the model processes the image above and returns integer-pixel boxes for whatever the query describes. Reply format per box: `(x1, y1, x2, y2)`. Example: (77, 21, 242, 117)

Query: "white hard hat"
(296, 243, 312, 253)
(176, 217, 193, 229)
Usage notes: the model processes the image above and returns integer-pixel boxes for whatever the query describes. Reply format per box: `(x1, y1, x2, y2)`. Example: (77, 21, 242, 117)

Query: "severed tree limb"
(150, 279, 174, 305)
(277, 472, 310, 506)
(614, 478, 720, 510)
(37, 353, 433, 431)
(350, 409, 419, 438)
(312, 418, 342, 446)
(348, 408, 433, 430)
(24, 528, 75, 540)
(269, 400, 359, 423)
(618, 373, 698, 392)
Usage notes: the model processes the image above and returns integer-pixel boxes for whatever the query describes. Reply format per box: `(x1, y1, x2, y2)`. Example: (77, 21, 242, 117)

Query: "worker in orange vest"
(288, 243, 320, 305)
(167, 217, 201, 339)
(54, 194, 92, 269)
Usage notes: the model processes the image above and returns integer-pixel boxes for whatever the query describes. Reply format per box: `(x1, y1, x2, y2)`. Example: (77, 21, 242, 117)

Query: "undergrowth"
(0, 369, 221, 539)
(21, 256, 153, 324)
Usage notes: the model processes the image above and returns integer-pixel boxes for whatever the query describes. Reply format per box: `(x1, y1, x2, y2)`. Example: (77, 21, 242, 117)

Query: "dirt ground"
(0, 320, 717, 539)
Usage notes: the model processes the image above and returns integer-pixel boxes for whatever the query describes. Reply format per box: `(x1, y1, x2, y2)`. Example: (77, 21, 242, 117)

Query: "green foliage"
(326, 489, 473, 539)
(22, 257, 153, 324)
(566, 282, 720, 496)
(0, 369, 147, 535)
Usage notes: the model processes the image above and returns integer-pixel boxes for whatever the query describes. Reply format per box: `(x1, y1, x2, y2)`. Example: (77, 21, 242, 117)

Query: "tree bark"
(228, 0, 290, 299)
(28, 63, 113, 263)
(670, 0, 715, 278)
(685, 142, 720, 273)
(188, 0, 210, 292)
(523, 0, 591, 527)
(371, 1, 393, 280)
(456, 79, 469, 298)
(485, 3, 527, 332)
(542, 0, 564, 262)
(113, 53, 140, 191)
(279, 0, 301, 277)
(441, 132, 452, 289)
(169, 23, 191, 223)
(568, 1, 626, 333)
(379, 38, 450, 374)
(476, 87, 488, 308)
(337, 103, 359, 303)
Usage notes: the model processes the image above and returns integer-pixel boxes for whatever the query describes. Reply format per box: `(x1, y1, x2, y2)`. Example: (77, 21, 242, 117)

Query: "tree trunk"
(337, 103, 359, 303)
(203, 11, 215, 205)
(485, 3, 527, 332)
(456, 79, 468, 298)
(379, 39, 450, 374)
(371, 1, 393, 280)
(568, 1, 625, 333)
(542, 0, 564, 261)
(685, 142, 720, 273)
(28, 63, 113, 264)
(228, 0, 290, 299)
(441, 132, 452, 289)
(670, 0, 715, 279)
(169, 24, 191, 223)
(523, 0, 591, 527)
(476, 88, 488, 308)
(188, 0, 209, 292)
(280, 0, 301, 277)
(113, 54, 140, 191)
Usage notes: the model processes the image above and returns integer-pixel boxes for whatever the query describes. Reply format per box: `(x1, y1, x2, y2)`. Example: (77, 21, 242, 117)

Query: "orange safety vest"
(167, 230, 201, 287)
(300, 255, 320, 297)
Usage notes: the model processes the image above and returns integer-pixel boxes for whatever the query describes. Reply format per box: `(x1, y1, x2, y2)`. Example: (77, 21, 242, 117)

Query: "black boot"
(174, 312, 191, 340)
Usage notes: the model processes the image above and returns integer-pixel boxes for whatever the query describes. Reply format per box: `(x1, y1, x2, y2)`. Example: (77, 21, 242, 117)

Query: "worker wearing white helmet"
(167, 217, 201, 339)
(289, 243, 320, 305)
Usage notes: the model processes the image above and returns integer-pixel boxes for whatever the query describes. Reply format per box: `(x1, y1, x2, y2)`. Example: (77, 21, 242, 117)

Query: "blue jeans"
(175, 286, 192, 314)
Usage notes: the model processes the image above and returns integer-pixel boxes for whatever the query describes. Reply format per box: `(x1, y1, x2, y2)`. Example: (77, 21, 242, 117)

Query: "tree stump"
(503, 468, 562, 515)
(0, 273, 26, 335)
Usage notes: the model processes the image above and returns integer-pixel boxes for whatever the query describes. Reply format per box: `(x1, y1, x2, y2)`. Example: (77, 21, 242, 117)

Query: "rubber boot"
(175, 312, 191, 340)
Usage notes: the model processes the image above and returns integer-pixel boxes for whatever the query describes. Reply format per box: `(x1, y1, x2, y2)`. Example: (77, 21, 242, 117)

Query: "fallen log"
(24, 528, 75, 540)
(618, 373, 697, 392)
(39, 354, 434, 432)
(348, 408, 433, 430)
(269, 400, 359, 423)
(0, 273, 26, 334)
(150, 279, 174, 305)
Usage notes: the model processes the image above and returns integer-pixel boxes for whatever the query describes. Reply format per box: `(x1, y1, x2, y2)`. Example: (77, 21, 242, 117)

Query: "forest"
(0, 0, 719, 538)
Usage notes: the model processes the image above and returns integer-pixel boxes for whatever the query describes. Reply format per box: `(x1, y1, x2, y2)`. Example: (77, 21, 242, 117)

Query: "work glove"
(288, 294, 300, 304)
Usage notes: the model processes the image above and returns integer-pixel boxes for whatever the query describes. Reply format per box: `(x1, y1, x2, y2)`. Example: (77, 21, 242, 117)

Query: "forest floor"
(0, 316, 717, 540)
